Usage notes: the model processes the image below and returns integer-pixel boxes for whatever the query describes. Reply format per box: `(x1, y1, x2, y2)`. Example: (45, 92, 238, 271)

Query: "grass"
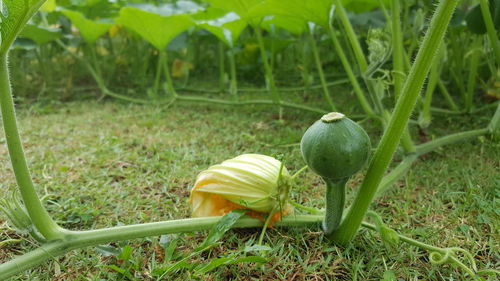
(0, 99, 498, 280)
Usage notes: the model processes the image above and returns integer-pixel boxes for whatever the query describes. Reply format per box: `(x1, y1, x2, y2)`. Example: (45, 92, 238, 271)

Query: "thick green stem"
(153, 52, 166, 97)
(56, 40, 152, 104)
(0, 55, 63, 241)
(331, 0, 368, 73)
(174, 95, 331, 115)
(323, 178, 347, 235)
(228, 49, 238, 97)
(255, 26, 282, 118)
(388, 0, 416, 153)
(391, 0, 404, 98)
(162, 51, 177, 97)
(308, 29, 337, 111)
(179, 78, 350, 93)
(437, 79, 460, 111)
(0, 215, 322, 280)
(465, 37, 482, 112)
(376, 127, 489, 197)
(328, 26, 375, 116)
(479, 0, 500, 66)
(330, 0, 459, 244)
(218, 42, 226, 92)
(416, 128, 489, 156)
(419, 45, 441, 128)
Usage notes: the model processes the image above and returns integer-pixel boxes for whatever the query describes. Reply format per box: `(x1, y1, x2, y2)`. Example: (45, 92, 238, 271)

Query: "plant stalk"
(228, 48, 238, 97)
(0, 54, 63, 241)
(255, 26, 282, 118)
(308, 28, 337, 111)
(331, 0, 368, 73)
(329, 0, 460, 244)
(479, 0, 500, 66)
(0, 215, 322, 279)
(323, 178, 347, 235)
(327, 25, 374, 116)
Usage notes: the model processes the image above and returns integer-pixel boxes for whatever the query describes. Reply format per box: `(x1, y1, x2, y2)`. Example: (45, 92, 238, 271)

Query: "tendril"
(363, 211, 498, 279)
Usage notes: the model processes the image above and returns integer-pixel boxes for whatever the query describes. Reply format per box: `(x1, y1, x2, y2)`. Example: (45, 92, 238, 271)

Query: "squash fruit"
(300, 112, 371, 234)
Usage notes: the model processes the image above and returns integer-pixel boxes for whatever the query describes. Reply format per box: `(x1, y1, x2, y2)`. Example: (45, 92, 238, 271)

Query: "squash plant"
(1, 0, 500, 279)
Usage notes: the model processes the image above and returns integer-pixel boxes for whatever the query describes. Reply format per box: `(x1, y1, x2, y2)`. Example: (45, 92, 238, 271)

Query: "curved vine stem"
(329, 0, 460, 244)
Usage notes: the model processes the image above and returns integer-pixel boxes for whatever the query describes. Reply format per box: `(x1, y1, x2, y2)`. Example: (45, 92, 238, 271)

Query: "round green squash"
(300, 112, 371, 180)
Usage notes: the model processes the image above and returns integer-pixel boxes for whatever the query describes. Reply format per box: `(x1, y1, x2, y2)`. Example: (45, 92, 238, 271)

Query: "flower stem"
(323, 178, 347, 235)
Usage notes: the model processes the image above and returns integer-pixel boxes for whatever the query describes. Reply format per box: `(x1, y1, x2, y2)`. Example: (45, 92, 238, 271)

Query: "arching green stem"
(479, 0, 500, 66)
(327, 26, 374, 116)
(323, 177, 347, 235)
(0, 55, 63, 241)
(254, 26, 282, 119)
(308, 27, 337, 111)
(329, 0, 460, 244)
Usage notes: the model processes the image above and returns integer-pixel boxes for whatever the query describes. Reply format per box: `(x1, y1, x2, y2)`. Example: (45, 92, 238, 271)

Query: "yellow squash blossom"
(190, 154, 293, 220)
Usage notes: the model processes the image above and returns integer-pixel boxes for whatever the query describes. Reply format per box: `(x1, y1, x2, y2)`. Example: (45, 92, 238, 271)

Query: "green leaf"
(40, 0, 55, 12)
(115, 7, 195, 50)
(204, 0, 263, 26)
(128, 1, 204, 17)
(204, 0, 263, 18)
(196, 10, 247, 47)
(465, 0, 500, 34)
(341, 0, 390, 13)
(0, 0, 48, 54)
(342, 0, 389, 13)
(246, 0, 332, 27)
(61, 9, 112, 43)
(19, 24, 60, 44)
(260, 15, 306, 35)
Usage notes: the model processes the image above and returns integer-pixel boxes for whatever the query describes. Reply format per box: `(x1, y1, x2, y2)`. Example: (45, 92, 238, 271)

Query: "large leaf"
(128, 0, 204, 17)
(0, 0, 48, 54)
(342, 0, 390, 13)
(19, 23, 61, 44)
(465, 0, 500, 34)
(115, 7, 195, 50)
(260, 15, 306, 35)
(204, 0, 263, 18)
(40, 0, 55, 12)
(195, 9, 247, 47)
(61, 9, 112, 43)
(204, 0, 263, 26)
(246, 0, 332, 27)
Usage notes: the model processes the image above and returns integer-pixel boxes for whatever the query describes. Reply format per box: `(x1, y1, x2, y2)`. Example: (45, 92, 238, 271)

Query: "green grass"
(0, 100, 498, 280)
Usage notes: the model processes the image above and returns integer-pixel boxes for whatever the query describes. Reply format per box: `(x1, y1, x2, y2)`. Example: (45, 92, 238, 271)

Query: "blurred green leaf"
(260, 15, 306, 35)
(0, 0, 48, 54)
(61, 9, 112, 43)
(465, 0, 500, 34)
(40, 0, 56, 12)
(115, 7, 195, 50)
(128, 1, 204, 17)
(19, 24, 61, 44)
(204, 0, 263, 26)
(246, 0, 332, 27)
(196, 10, 247, 47)
(342, 0, 390, 13)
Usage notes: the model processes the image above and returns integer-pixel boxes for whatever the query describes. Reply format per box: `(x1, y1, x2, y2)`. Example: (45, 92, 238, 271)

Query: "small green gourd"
(300, 112, 371, 234)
